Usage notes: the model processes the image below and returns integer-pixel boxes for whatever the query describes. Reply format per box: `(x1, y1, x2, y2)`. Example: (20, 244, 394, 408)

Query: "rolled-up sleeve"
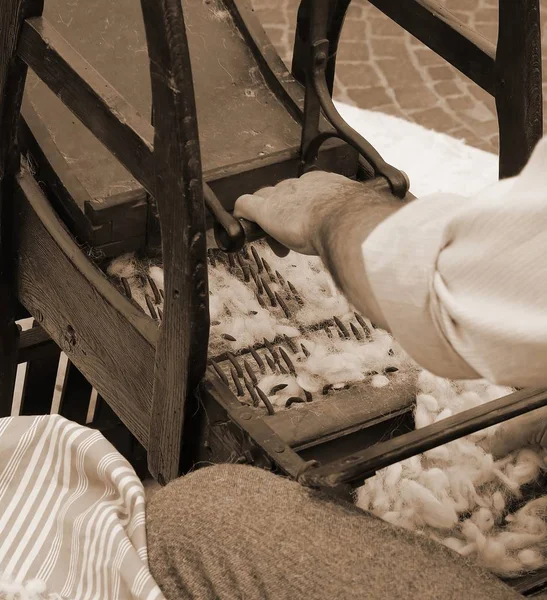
(361, 136, 547, 388)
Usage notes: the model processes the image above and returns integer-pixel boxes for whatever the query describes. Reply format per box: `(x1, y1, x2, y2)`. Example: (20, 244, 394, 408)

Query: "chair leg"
(0, 294, 19, 417)
(496, 0, 543, 179)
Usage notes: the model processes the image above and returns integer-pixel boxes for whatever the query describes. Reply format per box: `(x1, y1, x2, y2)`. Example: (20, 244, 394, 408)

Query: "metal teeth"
(262, 259, 276, 283)
(242, 265, 251, 282)
(249, 266, 264, 294)
(244, 359, 258, 385)
(256, 293, 266, 308)
(265, 354, 277, 372)
(285, 396, 306, 408)
(261, 277, 277, 307)
(160, 287, 165, 300)
(255, 386, 275, 415)
(263, 338, 280, 362)
(279, 346, 296, 375)
(222, 333, 237, 342)
(350, 322, 363, 341)
(304, 390, 313, 402)
(227, 352, 243, 377)
(287, 281, 304, 306)
(278, 363, 289, 375)
(244, 377, 260, 407)
(250, 347, 266, 374)
(211, 320, 221, 326)
(301, 343, 310, 358)
(251, 246, 263, 273)
(145, 294, 158, 320)
(209, 359, 229, 385)
(333, 316, 350, 340)
(236, 253, 246, 271)
(324, 326, 333, 339)
(283, 334, 298, 354)
(276, 293, 291, 318)
(230, 365, 244, 396)
(354, 312, 372, 338)
(158, 307, 163, 321)
(121, 277, 132, 299)
(270, 383, 288, 394)
(147, 275, 162, 304)
(385, 366, 398, 373)
(276, 271, 286, 287)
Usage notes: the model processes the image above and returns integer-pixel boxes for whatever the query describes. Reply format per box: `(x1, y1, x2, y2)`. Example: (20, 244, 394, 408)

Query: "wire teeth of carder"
(121, 277, 132, 299)
(261, 277, 277, 306)
(209, 359, 229, 385)
(145, 294, 158, 320)
(250, 347, 266, 373)
(146, 275, 162, 304)
(227, 352, 244, 377)
(275, 292, 291, 318)
(243, 359, 258, 385)
(262, 259, 276, 283)
(287, 281, 304, 306)
(251, 246, 263, 273)
(333, 316, 350, 339)
(279, 346, 296, 375)
(283, 334, 298, 354)
(350, 322, 363, 341)
(230, 365, 244, 396)
(354, 312, 372, 338)
(255, 385, 275, 415)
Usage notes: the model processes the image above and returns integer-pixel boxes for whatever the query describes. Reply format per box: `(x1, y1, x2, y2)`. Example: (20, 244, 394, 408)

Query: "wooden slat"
(19, 320, 59, 415)
(14, 169, 157, 446)
(17, 17, 155, 194)
(366, 0, 496, 94)
(495, 0, 543, 179)
(267, 370, 417, 449)
(17, 324, 56, 363)
(141, 0, 210, 483)
(58, 362, 92, 424)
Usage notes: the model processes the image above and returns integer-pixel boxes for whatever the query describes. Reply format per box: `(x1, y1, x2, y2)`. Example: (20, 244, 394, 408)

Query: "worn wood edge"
(18, 17, 155, 193)
(16, 170, 157, 344)
(367, 0, 496, 94)
(201, 373, 309, 478)
(19, 97, 93, 238)
(266, 370, 417, 449)
(141, 0, 210, 483)
(15, 170, 156, 444)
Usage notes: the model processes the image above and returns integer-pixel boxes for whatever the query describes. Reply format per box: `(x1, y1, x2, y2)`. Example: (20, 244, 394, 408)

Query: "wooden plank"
(58, 361, 92, 424)
(17, 324, 56, 363)
(19, 97, 93, 240)
(366, 0, 496, 94)
(267, 371, 417, 449)
(18, 17, 155, 193)
(301, 388, 547, 489)
(495, 0, 543, 179)
(14, 170, 157, 446)
(19, 320, 59, 415)
(140, 0, 210, 483)
(0, 0, 41, 417)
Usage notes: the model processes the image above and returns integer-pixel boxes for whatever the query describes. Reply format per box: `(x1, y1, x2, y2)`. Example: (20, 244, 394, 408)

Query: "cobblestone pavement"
(251, 0, 547, 154)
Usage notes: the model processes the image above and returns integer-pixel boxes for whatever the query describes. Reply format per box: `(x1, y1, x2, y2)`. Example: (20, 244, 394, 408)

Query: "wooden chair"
(0, 0, 545, 515)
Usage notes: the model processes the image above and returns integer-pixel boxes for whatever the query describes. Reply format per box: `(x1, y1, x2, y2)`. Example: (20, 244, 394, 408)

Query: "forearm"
(314, 189, 406, 329)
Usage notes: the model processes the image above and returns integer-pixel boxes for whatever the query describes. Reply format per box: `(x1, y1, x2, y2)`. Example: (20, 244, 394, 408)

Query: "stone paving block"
(252, 0, 546, 155)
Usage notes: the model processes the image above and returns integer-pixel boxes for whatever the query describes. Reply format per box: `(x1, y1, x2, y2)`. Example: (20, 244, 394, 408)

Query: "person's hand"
(234, 171, 363, 255)
(487, 406, 547, 457)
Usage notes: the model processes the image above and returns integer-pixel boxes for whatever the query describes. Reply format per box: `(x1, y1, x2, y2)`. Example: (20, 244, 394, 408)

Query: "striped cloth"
(0, 415, 165, 600)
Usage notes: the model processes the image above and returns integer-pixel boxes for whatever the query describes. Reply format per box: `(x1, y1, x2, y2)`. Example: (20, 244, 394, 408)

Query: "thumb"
(233, 193, 264, 224)
(488, 406, 547, 458)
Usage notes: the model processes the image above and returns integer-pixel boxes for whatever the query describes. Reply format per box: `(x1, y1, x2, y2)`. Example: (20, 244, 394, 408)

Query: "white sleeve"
(361, 136, 547, 388)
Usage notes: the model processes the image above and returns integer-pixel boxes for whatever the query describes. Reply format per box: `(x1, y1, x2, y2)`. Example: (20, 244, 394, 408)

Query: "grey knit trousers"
(147, 464, 523, 600)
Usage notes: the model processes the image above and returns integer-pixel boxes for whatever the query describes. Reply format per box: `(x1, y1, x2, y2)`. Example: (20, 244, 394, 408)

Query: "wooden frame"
(0, 0, 545, 497)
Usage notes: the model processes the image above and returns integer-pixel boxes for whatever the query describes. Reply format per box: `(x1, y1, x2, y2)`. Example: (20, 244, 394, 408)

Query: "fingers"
(233, 193, 264, 223)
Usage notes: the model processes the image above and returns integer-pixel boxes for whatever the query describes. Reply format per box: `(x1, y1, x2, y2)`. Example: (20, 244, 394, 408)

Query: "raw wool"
(0, 574, 49, 599)
(355, 371, 547, 578)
